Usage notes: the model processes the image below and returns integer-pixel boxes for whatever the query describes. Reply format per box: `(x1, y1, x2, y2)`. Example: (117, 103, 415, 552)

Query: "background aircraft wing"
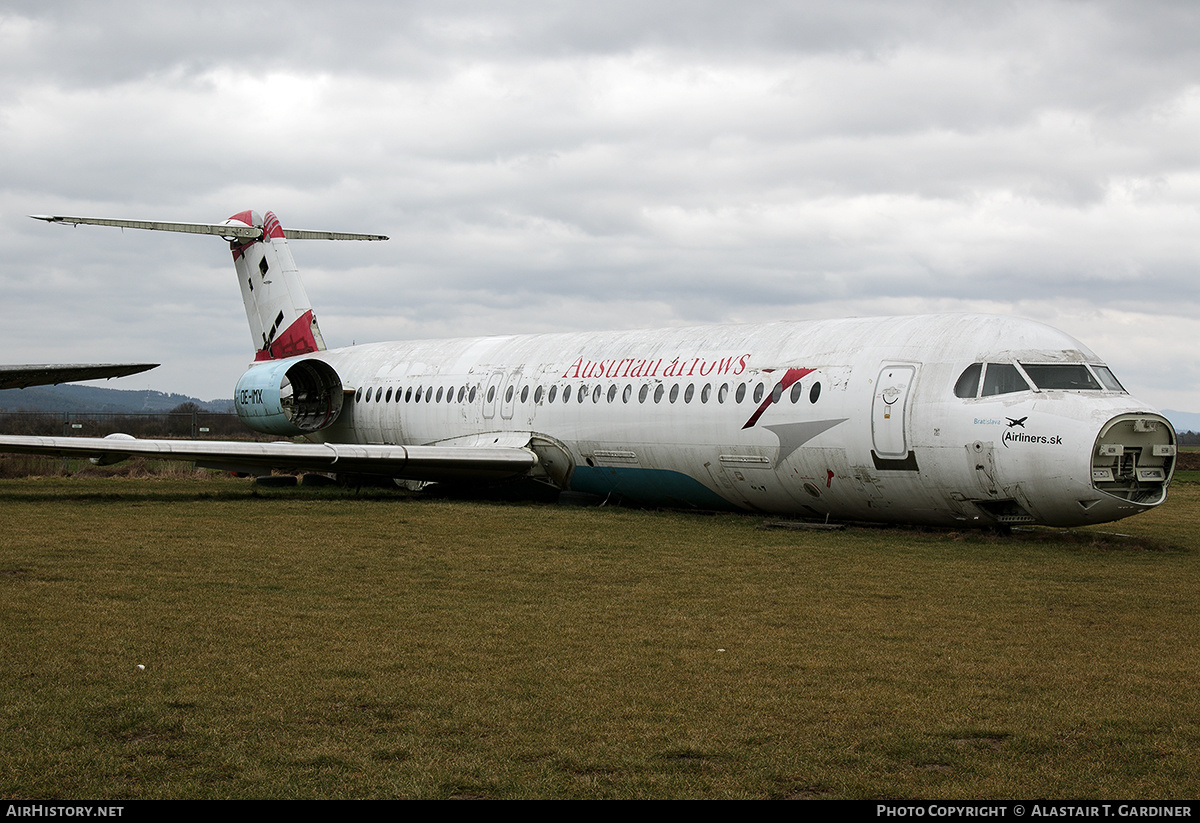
(0, 434, 537, 483)
(0, 363, 158, 390)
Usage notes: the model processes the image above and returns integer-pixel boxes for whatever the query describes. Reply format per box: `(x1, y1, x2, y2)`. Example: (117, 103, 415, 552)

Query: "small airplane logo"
(1007, 416, 1028, 428)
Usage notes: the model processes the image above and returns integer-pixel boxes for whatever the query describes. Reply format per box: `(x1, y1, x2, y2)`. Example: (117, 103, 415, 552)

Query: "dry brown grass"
(1, 476, 1198, 799)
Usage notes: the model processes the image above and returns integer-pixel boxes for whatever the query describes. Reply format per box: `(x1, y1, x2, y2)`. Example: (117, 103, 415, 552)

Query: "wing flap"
(0, 435, 537, 483)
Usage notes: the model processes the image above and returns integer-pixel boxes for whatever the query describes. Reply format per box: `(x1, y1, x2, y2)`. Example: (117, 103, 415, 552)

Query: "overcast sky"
(1, 0, 1197, 411)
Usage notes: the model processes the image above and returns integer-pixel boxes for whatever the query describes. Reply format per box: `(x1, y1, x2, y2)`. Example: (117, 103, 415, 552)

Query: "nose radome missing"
(1091, 414, 1176, 505)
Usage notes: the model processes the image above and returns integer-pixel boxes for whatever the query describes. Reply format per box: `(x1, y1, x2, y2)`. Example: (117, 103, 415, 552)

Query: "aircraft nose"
(1089, 413, 1176, 507)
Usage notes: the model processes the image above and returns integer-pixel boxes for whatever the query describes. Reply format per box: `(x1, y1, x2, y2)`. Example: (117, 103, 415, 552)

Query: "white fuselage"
(28, 211, 1172, 528)
(278, 313, 1174, 527)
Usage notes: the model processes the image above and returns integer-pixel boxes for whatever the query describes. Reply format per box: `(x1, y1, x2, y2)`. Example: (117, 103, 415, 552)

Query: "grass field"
(2, 474, 1198, 799)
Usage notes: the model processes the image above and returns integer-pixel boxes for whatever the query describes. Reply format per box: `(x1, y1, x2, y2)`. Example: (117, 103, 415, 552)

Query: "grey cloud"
(0, 1, 1197, 408)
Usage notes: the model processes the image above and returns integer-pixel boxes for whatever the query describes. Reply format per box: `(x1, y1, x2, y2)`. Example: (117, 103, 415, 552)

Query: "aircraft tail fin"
(30, 211, 387, 361)
(227, 210, 327, 361)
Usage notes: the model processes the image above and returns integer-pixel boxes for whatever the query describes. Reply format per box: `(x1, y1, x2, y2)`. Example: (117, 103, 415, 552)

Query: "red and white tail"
(30, 210, 387, 361)
(226, 210, 325, 361)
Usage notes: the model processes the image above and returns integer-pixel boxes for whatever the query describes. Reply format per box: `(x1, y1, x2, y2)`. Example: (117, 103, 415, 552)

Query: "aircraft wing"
(0, 434, 538, 483)
(0, 363, 159, 390)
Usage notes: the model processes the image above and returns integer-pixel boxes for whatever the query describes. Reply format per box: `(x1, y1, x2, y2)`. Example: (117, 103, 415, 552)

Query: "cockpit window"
(954, 363, 982, 398)
(1018, 363, 1126, 392)
(1093, 366, 1126, 392)
(981, 363, 1029, 397)
(956, 360, 1126, 398)
(1020, 363, 1100, 391)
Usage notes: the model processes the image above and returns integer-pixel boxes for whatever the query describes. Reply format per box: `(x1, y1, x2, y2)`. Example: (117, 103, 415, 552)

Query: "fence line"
(0, 410, 269, 440)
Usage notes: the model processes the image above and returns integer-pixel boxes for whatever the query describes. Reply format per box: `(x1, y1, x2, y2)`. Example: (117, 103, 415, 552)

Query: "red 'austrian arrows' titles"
(561, 353, 751, 381)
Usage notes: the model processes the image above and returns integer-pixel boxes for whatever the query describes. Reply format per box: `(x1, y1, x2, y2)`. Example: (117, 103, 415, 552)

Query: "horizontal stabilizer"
(0, 434, 537, 484)
(280, 227, 390, 241)
(29, 214, 388, 242)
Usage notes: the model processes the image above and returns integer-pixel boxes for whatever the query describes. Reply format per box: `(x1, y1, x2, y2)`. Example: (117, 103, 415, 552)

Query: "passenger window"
(981, 363, 1029, 396)
(771, 383, 782, 403)
(735, 383, 746, 403)
(654, 384, 664, 403)
(622, 384, 632, 403)
(521, 386, 529, 403)
(534, 386, 543, 403)
(549, 385, 558, 403)
(669, 384, 679, 403)
(790, 382, 803, 403)
(684, 384, 694, 403)
(701, 383, 711, 404)
(718, 383, 729, 403)
(639, 384, 649, 403)
(563, 385, 572, 402)
(753, 383, 765, 403)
